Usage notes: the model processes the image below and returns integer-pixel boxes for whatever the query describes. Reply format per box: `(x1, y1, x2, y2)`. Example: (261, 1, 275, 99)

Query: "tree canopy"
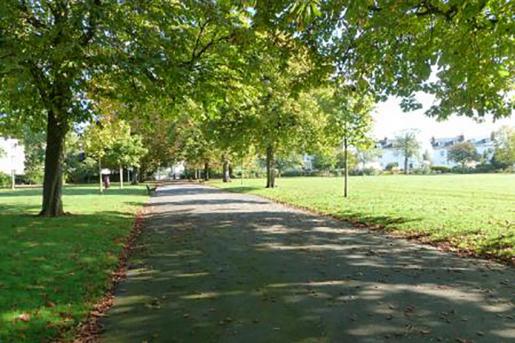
(1, 0, 513, 215)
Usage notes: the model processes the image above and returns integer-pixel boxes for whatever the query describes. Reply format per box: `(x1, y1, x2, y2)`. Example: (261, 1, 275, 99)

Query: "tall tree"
(448, 142, 479, 167)
(493, 126, 515, 168)
(316, 86, 374, 197)
(0, 1, 253, 215)
(266, 0, 514, 119)
(393, 130, 421, 174)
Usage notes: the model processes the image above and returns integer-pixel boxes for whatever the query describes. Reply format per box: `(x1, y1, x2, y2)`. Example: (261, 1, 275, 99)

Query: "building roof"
(430, 135, 464, 148)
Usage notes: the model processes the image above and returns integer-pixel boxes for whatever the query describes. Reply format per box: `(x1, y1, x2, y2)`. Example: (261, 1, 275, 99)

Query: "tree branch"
(18, 0, 45, 29)
(81, 0, 102, 46)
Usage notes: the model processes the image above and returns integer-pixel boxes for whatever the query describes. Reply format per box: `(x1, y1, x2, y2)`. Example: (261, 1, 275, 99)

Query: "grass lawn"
(211, 174, 515, 261)
(0, 184, 147, 342)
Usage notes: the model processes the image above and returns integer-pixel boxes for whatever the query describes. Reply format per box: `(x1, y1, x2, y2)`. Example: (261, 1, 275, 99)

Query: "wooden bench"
(146, 184, 157, 195)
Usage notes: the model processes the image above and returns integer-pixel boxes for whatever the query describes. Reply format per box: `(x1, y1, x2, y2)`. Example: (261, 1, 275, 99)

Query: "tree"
(276, 153, 304, 175)
(312, 151, 336, 172)
(423, 150, 432, 164)
(4, 1, 512, 215)
(448, 142, 479, 167)
(393, 130, 421, 174)
(355, 148, 381, 171)
(106, 132, 147, 189)
(270, 0, 513, 120)
(84, 118, 146, 190)
(20, 128, 46, 184)
(492, 126, 515, 168)
(316, 85, 374, 197)
(248, 53, 323, 188)
(83, 120, 116, 193)
(0, 1, 253, 216)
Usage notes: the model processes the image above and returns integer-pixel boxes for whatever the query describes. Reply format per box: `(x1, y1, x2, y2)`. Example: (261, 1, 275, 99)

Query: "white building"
(375, 137, 423, 170)
(373, 134, 496, 170)
(430, 135, 464, 167)
(154, 162, 185, 180)
(302, 154, 314, 170)
(469, 137, 495, 161)
(0, 138, 25, 175)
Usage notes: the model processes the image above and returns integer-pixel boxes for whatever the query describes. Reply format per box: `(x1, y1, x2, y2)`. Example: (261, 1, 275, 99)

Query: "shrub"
(412, 165, 431, 175)
(385, 162, 399, 171)
(431, 166, 451, 173)
(350, 168, 381, 176)
(281, 169, 305, 177)
(474, 163, 498, 173)
(451, 166, 474, 174)
(24, 166, 44, 184)
(0, 172, 10, 187)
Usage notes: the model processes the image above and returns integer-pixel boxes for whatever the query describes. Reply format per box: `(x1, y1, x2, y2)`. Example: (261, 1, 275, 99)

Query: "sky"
(372, 92, 514, 149)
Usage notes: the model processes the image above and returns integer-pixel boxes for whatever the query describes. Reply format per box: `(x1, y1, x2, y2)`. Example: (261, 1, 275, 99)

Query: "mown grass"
(211, 174, 515, 260)
(0, 184, 147, 342)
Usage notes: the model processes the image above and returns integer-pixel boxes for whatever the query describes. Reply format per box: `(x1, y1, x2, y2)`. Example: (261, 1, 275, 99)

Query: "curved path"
(101, 182, 514, 342)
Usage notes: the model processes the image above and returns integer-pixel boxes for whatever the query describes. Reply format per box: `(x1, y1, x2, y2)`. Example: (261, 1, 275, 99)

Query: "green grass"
(211, 174, 515, 260)
(0, 184, 148, 342)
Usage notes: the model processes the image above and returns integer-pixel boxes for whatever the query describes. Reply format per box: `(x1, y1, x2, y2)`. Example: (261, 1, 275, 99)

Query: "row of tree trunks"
(40, 110, 68, 217)
(266, 145, 275, 188)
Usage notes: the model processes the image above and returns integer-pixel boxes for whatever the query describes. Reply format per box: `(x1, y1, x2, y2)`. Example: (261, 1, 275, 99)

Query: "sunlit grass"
(0, 184, 147, 342)
(211, 174, 515, 260)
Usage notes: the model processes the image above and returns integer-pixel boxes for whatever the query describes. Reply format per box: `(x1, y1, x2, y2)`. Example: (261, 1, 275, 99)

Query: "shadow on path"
(101, 184, 515, 343)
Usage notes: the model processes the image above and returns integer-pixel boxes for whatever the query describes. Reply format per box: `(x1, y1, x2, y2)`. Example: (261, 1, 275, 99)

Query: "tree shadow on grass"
(0, 205, 140, 342)
(101, 185, 515, 342)
(334, 211, 424, 227)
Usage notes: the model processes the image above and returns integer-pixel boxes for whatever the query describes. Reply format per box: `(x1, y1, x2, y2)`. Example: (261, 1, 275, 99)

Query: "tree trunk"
(266, 145, 275, 188)
(204, 162, 209, 181)
(132, 167, 140, 185)
(119, 165, 124, 189)
(404, 155, 409, 175)
(40, 111, 68, 216)
(344, 137, 348, 198)
(99, 160, 103, 193)
(138, 166, 145, 183)
(10, 168, 15, 191)
(222, 155, 230, 183)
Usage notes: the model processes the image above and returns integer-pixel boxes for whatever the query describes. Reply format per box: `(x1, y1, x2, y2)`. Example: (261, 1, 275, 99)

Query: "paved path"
(101, 183, 514, 342)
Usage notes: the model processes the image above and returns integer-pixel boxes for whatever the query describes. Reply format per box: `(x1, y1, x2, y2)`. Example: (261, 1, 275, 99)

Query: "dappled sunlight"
(101, 184, 515, 342)
(0, 185, 148, 341)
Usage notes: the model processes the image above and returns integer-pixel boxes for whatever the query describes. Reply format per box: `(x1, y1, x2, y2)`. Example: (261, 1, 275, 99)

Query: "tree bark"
(119, 165, 124, 189)
(40, 111, 68, 216)
(132, 167, 140, 185)
(204, 162, 209, 181)
(222, 155, 230, 183)
(344, 137, 348, 198)
(404, 155, 409, 175)
(266, 145, 275, 188)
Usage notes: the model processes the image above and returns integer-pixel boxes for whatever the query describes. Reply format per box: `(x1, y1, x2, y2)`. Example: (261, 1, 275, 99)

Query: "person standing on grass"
(102, 169, 111, 190)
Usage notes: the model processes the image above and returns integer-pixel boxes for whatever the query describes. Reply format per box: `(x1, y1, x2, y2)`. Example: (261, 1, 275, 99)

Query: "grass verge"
(210, 174, 514, 262)
(0, 184, 147, 342)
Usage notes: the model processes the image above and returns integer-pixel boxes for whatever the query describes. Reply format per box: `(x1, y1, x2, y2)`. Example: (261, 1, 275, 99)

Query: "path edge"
(206, 182, 514, 267)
